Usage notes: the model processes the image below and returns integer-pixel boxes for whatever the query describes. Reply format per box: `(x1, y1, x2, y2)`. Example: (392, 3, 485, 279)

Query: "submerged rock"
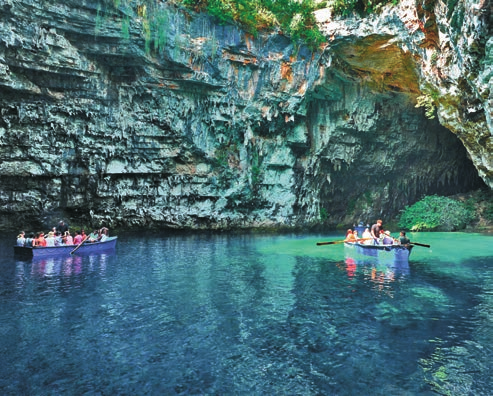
(0, 0, 489, 231)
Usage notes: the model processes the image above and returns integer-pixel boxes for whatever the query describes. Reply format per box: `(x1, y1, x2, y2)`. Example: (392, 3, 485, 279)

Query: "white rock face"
(0, 0, 488, 231)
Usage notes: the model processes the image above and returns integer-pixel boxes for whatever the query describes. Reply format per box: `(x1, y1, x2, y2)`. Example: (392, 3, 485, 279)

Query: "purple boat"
(14, 237, 118, 258)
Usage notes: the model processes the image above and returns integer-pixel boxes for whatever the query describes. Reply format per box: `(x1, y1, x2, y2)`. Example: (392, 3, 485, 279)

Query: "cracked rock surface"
(0, 0, 489, 231)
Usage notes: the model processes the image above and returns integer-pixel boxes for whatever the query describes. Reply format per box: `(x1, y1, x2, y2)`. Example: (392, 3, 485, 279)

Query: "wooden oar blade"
(410, 241, 431, 248)
(316, 237, 373, 246)
(70, 236, 88, 254)
(316, 240, 344, 246)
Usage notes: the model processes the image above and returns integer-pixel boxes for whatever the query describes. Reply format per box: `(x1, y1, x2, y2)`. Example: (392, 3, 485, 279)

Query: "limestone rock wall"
(0, 0, 488, 231)
(316, 0, 493, 187)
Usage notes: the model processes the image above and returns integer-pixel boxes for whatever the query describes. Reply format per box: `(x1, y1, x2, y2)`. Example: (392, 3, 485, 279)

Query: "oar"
(317, 237, 372, 246)
(70, 236, 88, 254)
(409, 241, 431, 248)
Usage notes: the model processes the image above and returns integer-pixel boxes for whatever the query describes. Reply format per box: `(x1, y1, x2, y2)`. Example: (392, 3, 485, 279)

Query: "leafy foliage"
(466, 189, 493, 222)
(331, 0, 399, 16)
(415, 93, 436, 119)
(179, 0, 327, 49)
(103, 0, 405, 53)
(484, 204, 493, 221)
(398, 195, 476, 231)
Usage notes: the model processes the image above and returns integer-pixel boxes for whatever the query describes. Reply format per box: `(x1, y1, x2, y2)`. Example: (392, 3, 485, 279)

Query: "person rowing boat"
(399, 231, 410, 245)
(370, 219, 383, 244)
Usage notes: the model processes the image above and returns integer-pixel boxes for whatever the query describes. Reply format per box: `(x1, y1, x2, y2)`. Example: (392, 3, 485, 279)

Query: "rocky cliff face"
(316, 0, 493, 190)
(0, 0, 489, 231)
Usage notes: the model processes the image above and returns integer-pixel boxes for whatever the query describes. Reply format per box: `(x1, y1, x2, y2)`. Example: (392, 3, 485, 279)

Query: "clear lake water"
(1, 231, 493, 395)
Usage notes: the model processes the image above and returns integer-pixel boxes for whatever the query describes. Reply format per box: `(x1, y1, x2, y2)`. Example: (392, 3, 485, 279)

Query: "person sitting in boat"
(16, 232, 26, 246)
(73, 230, 83, 245)
(24, 232, 35, 247)
(88, 229, 100, 242)
(345, 229, 358, 242)
(376, 229, 384, 244)
(35, 232, 47, 247)
(382, 230, 394, 245)
(99, 227, 109, 242)
(45, 231, 56, 247)
(362, 228, 372, 245)
(399, 231, 410, 245)
(64, 231, 74, 245)
(54, 231, 63, 246)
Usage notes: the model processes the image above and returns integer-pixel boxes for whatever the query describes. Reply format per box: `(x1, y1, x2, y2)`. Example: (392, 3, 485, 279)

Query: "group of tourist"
(345, 219, 411, 245)
(16, 220, 110, 248)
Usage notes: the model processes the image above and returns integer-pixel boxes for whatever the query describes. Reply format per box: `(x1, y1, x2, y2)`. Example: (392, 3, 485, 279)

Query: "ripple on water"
(1, 232, 493, 395)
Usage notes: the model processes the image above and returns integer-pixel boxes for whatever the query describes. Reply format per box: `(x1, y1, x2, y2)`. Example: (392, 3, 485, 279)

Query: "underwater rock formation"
(0, 0, 489, 231)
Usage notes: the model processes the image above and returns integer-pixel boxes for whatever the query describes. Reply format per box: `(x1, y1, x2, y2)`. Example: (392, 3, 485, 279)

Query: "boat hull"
(344, 241, 412, 262)
(14, 237, 118, 258)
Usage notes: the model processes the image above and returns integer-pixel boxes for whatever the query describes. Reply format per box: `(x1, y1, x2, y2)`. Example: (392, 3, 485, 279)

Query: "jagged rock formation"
(0, 0, 490, 231)
(316, 0, 493, 190)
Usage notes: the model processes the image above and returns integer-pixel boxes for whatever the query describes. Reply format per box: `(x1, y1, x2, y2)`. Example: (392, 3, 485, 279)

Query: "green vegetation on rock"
(100, 0, 404, 52)
(178, 0, 402, 47)
(180, 0, 327, 49)
(331, 0, 400, 16)
(398, 195, 476, 231)
(415, 92, 438, 119)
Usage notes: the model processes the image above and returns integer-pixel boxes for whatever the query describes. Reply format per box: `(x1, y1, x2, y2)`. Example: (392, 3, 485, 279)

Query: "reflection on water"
(1, 232, 493, 395)
(15, 251, 115, 280)
(340, 245, 411, 300)
(341, 257, 409, 298)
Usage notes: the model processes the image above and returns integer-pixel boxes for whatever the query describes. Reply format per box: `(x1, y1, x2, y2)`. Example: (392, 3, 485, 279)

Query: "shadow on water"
(0, 231, 492, 395)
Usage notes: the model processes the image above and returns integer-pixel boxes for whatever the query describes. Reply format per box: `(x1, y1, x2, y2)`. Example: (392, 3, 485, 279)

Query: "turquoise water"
(1, 231, 492, 395)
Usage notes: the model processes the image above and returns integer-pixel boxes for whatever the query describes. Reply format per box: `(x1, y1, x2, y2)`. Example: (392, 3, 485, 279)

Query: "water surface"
(1, 231, 492, 395)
